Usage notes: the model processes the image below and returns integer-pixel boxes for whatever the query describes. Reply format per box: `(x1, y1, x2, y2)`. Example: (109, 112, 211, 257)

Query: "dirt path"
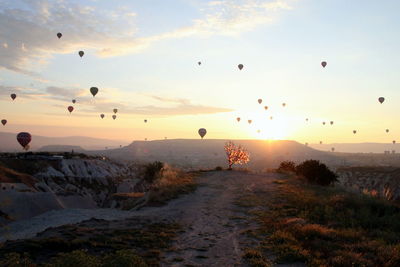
(135, 171, 282, 267)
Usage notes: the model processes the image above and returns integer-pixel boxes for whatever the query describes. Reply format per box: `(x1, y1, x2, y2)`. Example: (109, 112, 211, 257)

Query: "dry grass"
(237, 175, 400, 266)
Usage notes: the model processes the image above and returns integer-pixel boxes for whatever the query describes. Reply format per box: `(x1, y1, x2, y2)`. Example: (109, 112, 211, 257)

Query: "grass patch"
(0, 219, 180, 266)
(238, 176, 400, 266)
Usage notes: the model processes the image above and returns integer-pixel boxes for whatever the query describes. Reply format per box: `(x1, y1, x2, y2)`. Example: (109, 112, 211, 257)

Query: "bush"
(277, 161, 296, 172)
(142, 161, 164, 183)
(295, 160, 338, 186)
(102, 250, 147, 267)
(215, 166, 223, 171)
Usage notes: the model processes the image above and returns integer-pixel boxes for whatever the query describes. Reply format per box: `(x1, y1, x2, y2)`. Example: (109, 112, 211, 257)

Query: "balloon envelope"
(258, 99, 262, 104)
(113, 109, 118, 114)
(112, 115, 117, 120)
(386, 129, 389, 133)
(198, 128, 207, 139)
(90, 87, 98, 97)
(248, 120, 252, 124)
(238, 64, 244, 70)
(1, 119, 6, 126)
(67, 106, 74, 113)
(353, 130, 357, 134)
(378, 97, 385, 104)
(393, 140, 396, 144)
(236, 117, 240, 122)
(144, 119, 148, 123)
(72, 99, 76, 104)
(100, 114, 105, 119)
(330, 121, 334, 125)
(198, 61, 201, 65)
(264, 106, 268, 110)
(10, 94, 16, 100)
(17, 132, 32, 149)
(282, 103, 286, 107)
(79, 51, 84, 57)
(57, 32, 62, 39)
(321, 61, 327, 68)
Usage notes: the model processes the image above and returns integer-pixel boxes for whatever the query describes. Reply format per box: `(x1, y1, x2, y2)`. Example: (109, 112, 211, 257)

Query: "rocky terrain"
(337, 166, 400, 201)
(0, 155, 140, 225)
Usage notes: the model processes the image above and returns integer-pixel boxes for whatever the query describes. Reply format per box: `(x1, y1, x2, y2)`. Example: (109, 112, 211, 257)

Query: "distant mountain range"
(92, 139, 347, 169)
(310, 143, 398, 153)
(0, 132, 128, 152)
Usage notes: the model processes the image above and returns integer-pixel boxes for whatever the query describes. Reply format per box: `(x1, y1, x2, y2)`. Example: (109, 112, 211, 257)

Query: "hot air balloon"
(10, 94, 16, 100)
(258, 99, 262, 104)
(1, 119, 7, 126)
(306, 118, 309, 122)
(386, 129, 389, 133)
(144, 119, 148, 123)
(282, 103, 286, 107)
(321, 61, 327, 68)
(67, 106, 74, 113)
(79, 51, 84, 57)
(320, 141, 323, 144)
(238, 64, 244, 70)
(112, 115, 117, 120)
(57, 32, 62, 39)
(322, 122, 326, 125)
(331, 147, 335, 152)
(378, 97, 385, 104)
(248, 120, 252, 124)
(100, 114, 105, 119)
(198, 128, 207, 139)
(236, 117, 241, 122)
(393, 140, 396, 144)
(113, 109, 118, 114)
(264, 106, 268, 110)
(90, 87, 98, 97)
(330, 121, 334, 125)
(17, 132, 32, 150)
(198, 61, 201, 66)
(353, 130, 357, 134)
(72, 99, 76, 104)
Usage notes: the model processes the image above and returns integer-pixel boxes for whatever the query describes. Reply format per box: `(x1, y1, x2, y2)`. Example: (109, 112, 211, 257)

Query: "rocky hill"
(0, 155, 139, 225)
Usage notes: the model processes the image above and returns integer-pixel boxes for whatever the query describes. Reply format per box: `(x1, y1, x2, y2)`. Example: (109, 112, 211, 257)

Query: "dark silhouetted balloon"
(67, 106, 74, 113)
(144, 119, 148, 123)
(198, 61, 201, 65)
(100, 114, 105, 119)
(10, 94, 16, 100)
(386, 129, 389, 133)
(1, 119, 6, 126)
(320, 141, 323, 144)
(198, 128, 207, 139)
(57, 32, 62, 39)
(330, 121, 334, 125)
(378, 97, 385, 104)
(72, 99, 76, 104)
(258, 99, 262, 104)
(17, 132, 31, 150)
(264, 106, 268, 110)
(248, 120, 252, 124)
(90, 87, 98, 97)
(113, 109, 118, 114)
(306, 118, 309, 122)
(112, 115, 117, 120)
(79, 51, 84, 57)
(331, 147, 335, 152)
(353, 130, 357, 134)
(236, 117, 241, 122)
(282, 103, 286, 107)
(322, 122, 326, 125)
(238, 64, 244, 70)
(321, 61, 327, 68)
(393, 140, 396, 144)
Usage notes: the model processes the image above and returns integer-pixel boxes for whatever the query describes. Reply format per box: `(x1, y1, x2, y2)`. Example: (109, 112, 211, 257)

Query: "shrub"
(47, 250, 100, 267)
(277, 161, 296, 172)
(295, 160, 338, 186)
(215, 166, 223, 171)
(102, 250, 147, 267)
(142, 161, 164, 183)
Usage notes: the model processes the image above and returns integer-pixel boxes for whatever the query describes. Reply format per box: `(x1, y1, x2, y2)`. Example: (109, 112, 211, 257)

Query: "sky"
(1, 0, 400, 144)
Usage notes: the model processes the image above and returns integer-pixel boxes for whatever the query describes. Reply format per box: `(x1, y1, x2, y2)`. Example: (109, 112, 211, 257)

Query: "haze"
(1, 0, 400, 148)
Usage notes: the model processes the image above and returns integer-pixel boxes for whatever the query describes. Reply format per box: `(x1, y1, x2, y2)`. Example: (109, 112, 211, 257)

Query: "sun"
(247, 112, 293, 140)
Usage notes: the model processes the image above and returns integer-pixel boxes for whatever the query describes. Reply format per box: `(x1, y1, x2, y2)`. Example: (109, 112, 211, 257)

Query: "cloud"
(0, 0, 294, 75)
(0, 85, 45, 99)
